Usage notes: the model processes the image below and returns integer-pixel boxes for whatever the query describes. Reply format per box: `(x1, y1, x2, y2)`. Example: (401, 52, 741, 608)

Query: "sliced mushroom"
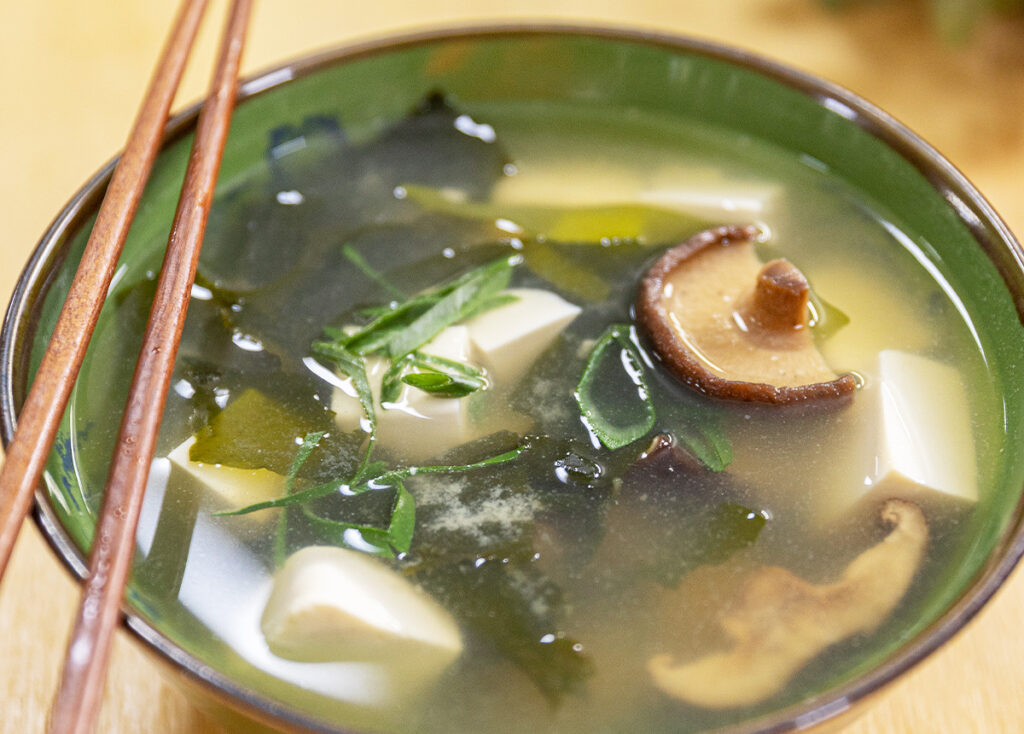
(637, 225, 857, 404)
(647, 498, 928, 709)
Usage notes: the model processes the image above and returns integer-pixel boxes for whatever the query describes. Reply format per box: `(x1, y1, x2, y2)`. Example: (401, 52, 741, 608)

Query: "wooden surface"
(0, 1, 1021, 732)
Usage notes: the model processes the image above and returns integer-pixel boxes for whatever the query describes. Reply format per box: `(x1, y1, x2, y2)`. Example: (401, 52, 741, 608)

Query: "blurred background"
(0, 1, 1021, 732)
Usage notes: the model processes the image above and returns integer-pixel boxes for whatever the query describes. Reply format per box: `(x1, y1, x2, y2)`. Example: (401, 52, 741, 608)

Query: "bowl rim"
(3, 22, 1024, 734)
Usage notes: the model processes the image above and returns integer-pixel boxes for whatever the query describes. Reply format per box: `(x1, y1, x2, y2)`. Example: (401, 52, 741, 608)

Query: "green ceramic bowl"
(3, 26, 1024, 734)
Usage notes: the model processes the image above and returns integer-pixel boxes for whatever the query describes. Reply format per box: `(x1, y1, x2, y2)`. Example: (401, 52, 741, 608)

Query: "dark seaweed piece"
(511, 436, 617, 572)
(199, 182, 328, 293)
(197, 92, 511, 357)
(643, 346, 734, 472)
(370, 91, 508, 200)
(267, 114, 346, 191)
(415, 558, 593, 705)
(596, 435, 765, 587)
(175, 358, 225, 435)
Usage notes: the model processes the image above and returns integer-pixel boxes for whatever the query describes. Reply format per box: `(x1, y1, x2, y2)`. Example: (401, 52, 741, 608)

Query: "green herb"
(311, 343, 377, 481)
(341, 244, 405, 300)
(411, 351, 486, 379)
(574, 325, 656, 450)
(380, 354, 413, 405)
(386, 480, 416, 553)
(273, 431, 325, 566)
(218, 443, 527, 516)
(398, 351, 488, 398)
(402, 372, 484, 397)
(319, 256, 518, 360)
(383, 256, 516, 360)
(380, 349, 490, 403)
(331, 294, 439, 356)
(300, 477, 416, 556)
(400, 444, 527, 478)
(459, 291, 519, 320)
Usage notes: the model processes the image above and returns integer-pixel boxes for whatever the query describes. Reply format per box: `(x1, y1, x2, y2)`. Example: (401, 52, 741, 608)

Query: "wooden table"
(1, 1, 1022, 731)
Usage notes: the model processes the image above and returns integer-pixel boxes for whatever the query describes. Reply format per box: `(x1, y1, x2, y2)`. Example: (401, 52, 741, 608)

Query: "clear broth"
(66, 97, 1002, 733)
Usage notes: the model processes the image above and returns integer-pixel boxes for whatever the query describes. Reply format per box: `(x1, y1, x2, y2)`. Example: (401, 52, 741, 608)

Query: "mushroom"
(647, 498, 928, 708)
(637, 224, 857, 404)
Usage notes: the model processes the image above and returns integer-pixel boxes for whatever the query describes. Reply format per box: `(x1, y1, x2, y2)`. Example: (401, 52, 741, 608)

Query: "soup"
(63, 88, 1001, 733)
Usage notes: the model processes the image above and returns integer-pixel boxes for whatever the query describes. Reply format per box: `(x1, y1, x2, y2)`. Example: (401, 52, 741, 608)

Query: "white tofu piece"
(331, 326, 482, 462)
(635, 184, 778, 220)
(166, 437, 285, 521)
(493, 158, 778, 219)
(811, 351, 978, 523)
(866, 350, 978, 507)
(463, 288, 581, 385)
(261, 546, 462, 691)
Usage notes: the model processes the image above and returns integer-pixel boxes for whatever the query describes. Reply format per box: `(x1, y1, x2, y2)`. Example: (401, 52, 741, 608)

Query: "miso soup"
(64, 90, 1005, 733)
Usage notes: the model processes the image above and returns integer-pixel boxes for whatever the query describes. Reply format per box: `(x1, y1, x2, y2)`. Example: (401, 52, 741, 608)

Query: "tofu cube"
(812, 350, 978, 523)
(463, 288, 581, 385)
(261, 546, 462, 689)
(867, 350, 978, 507)
(166, 437, 285, 522)
(331, 326, 481, 462)
(493, 159, 778, 220)
(635, 184, 779, 220)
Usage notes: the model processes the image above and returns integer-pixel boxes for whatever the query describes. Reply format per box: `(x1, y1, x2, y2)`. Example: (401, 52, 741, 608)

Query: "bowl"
(3, 25, 1024, 734)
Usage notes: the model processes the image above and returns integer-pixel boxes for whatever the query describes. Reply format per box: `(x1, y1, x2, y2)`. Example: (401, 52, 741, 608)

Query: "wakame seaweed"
(415, 558, 594, 705)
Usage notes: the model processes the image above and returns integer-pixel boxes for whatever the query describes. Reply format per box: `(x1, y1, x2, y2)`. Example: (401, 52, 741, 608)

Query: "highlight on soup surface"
(66, 89, 996, 733)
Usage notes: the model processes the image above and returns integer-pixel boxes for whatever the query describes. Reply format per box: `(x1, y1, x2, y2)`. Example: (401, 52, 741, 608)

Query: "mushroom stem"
(647, 499, 928, 709)
(744, 259, 810, 332)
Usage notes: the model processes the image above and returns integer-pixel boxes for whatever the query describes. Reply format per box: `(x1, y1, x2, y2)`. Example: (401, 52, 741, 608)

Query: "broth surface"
(66, 96, 1002, 733)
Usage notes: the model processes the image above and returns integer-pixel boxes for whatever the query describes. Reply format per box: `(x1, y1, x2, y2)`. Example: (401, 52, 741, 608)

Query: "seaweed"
(415, 558, 594, 705)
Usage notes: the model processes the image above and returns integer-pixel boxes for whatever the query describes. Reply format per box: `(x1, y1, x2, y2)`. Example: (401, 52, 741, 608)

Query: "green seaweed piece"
(574, 325, 656, 450)
(189, 389, 333, 475)
(403, 183, 709, 244)
(520, 239, 611, 301)
(808, 285, 851, 342)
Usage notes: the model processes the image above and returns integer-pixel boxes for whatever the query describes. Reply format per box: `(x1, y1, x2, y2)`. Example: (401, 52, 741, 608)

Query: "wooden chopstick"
(47, 1, 253, 732)
(0, 0, 210, 585)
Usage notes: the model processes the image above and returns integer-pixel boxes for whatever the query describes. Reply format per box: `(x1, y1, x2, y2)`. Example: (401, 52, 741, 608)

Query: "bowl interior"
(6, 28, 1024, 734)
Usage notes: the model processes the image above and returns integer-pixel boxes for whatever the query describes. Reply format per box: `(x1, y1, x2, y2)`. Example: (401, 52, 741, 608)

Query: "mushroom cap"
(637, 225, 857, 405)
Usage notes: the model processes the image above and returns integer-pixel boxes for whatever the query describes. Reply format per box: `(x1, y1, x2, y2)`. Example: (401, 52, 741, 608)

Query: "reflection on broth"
(71, 92, 998, 733)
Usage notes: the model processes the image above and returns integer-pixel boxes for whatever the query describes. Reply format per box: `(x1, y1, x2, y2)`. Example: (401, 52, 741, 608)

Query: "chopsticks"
(46, 2, 253, 731)
(0, 0, 209, 585)
(0, 0, 250, 731)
